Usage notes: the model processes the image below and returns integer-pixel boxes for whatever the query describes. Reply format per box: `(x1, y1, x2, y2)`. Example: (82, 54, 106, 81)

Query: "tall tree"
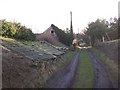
(106, 17, 118, 40)
(85, 19, 108, 45)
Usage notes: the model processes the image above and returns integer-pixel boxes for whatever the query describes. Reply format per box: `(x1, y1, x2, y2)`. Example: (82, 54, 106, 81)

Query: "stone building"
(35, 24, 64, 46)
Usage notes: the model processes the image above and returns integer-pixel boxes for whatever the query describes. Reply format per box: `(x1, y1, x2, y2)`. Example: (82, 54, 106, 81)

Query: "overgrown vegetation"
(57, 48, 79, 69)
(32, 49, 78, 87)
(73, 49, 94, 88)
(0, 19, 36, 41)
(92, 48, 118, 85)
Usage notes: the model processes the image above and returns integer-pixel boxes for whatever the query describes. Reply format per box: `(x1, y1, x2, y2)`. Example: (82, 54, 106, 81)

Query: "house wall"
(35, 26, 63, 46)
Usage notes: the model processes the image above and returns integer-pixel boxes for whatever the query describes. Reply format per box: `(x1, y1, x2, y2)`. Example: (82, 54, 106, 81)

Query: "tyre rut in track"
(45, 50, 80, 88)
(87, 48, 117, 88)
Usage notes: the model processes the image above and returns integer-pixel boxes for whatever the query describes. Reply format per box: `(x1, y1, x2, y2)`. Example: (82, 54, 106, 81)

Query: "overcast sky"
(0, 0, 119, 33)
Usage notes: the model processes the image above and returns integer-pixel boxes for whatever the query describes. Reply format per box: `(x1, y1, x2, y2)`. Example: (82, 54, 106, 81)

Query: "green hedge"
(0, 19, 36, 41)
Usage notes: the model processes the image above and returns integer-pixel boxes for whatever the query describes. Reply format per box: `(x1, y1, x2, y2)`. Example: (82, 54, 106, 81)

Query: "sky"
(0, 0, 119, 34)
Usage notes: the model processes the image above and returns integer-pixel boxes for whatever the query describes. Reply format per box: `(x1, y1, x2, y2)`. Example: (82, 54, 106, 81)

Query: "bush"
(0, 19, 36, 41)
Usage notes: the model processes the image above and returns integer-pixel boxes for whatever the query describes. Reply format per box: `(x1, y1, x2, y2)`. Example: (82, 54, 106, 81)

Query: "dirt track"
(87, 48, 118, 88)
(45, 50, 80, 88)
(45, 48, 118, 88)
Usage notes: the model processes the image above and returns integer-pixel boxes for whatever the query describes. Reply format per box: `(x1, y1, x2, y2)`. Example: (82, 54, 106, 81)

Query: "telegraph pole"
(70, 11, 74, 41)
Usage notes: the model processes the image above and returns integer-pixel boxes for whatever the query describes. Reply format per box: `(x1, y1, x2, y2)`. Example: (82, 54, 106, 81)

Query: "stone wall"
(95, 39, 119, 63)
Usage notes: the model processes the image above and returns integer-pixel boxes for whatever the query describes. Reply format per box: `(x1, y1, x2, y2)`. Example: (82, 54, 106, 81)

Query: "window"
(51, 30, 54, 34)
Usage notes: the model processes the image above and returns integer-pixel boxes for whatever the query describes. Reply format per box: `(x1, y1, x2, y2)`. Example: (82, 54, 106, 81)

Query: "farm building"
(35, 24, 71, 46)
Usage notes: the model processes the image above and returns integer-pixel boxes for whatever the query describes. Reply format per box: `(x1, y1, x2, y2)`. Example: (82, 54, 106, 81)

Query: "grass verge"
(56, 49, 79, 69)
(36, 49, 79, 87)
(73, 49, 94, 88)
(92, 48, 118, 85)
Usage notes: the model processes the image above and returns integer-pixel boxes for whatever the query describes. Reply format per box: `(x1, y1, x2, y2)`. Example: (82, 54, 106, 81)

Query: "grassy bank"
(92, 48, 118, 85)
(73, 49, 94, 88)
(38, 49, 79, 87)
(56, 49, 79, 69)
(1, 37, 79, 87)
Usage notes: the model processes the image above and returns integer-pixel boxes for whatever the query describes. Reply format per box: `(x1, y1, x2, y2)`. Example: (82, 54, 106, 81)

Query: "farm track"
(1, 38, 118, 88)
(45, 48, 118, 88)
(87, 48, 118, 88)
(45, 50, 80, 88)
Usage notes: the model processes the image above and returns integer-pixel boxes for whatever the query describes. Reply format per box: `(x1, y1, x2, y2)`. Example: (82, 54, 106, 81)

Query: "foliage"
(85, 19, 108, 45)
(106, 17, 119, 40)
(0, 19, 36, 41)
(51, 24, 72, 46)
(83, 18, 119, 46)
(0, 20, 16, 37)
(15, 26, 36, 41)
